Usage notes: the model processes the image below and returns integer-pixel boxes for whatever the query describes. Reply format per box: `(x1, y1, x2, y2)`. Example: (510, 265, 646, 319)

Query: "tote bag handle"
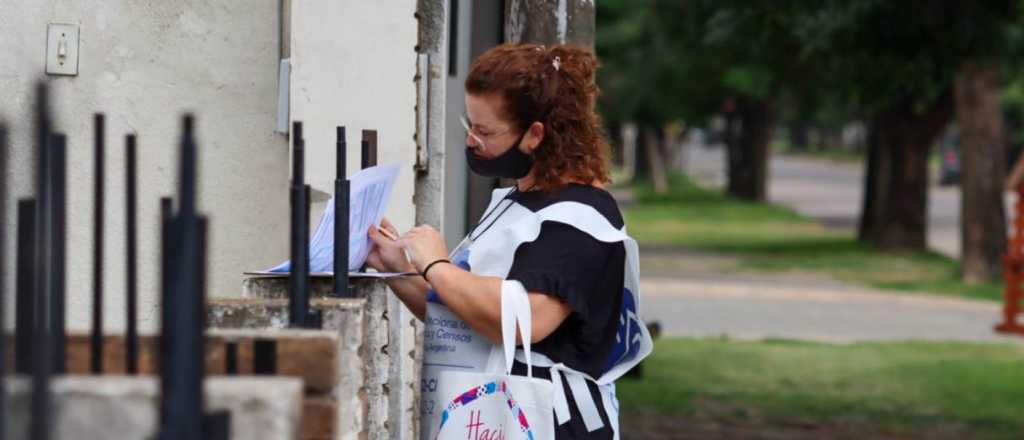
(500, 280, 534, 378)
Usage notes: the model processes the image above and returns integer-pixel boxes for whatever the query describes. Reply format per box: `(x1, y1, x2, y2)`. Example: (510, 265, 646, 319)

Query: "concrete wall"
(0, 1, 290, 332)
(6, 376, 304, 440)
(290, 0, 419, 234)
(208, 279, 395, 440)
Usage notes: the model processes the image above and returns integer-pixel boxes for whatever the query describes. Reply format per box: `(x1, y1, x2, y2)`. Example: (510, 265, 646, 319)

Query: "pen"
(377, 225, 400, 242)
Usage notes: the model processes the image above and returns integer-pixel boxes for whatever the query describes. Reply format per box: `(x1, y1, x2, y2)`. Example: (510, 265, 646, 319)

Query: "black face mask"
(465, 131, 534, 179)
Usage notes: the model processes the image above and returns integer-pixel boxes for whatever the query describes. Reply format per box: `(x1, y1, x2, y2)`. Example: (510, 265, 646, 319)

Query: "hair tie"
(421, 259, 451, 281)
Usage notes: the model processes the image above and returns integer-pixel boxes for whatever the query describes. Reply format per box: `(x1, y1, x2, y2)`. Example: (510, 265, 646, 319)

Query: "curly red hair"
(465, 43, 611, 192)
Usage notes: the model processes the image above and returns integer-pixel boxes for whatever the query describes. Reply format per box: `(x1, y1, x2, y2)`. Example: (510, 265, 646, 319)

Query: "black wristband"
(421, 259, 451, 281)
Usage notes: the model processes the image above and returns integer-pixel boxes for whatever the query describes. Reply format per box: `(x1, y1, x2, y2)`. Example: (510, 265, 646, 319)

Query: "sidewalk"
(639, 250, 1014, 343)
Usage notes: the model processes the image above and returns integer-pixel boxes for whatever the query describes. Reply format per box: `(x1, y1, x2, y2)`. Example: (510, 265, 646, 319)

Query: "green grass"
(622, 173, 1004, 301)
(618, 338, 1024, 439)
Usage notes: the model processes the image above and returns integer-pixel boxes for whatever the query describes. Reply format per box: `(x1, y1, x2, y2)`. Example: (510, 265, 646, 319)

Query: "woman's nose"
(466, 132, 483, 150)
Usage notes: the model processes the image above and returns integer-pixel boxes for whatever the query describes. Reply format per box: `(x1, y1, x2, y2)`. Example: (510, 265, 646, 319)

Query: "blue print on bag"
(427, 248, 472, 304)
(603, 287, 643, 373)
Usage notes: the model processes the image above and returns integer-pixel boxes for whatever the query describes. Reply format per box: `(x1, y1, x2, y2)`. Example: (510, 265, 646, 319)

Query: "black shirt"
(503, 184, 626, 440)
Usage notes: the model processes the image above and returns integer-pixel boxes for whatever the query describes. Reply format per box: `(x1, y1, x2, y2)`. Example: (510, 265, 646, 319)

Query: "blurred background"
(596, 1, 1024, 439)
(3, 1, 1024, 438)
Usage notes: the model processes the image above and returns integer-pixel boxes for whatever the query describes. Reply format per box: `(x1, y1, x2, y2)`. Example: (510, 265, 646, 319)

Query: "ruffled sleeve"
(506, 221, 620, 323)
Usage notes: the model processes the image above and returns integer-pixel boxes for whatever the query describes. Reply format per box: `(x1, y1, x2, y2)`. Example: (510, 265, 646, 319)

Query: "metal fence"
(1, 81, 371, 439)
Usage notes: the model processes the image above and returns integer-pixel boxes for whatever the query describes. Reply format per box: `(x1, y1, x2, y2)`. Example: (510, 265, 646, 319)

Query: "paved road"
(635, 250, 1017, 343)
(681, 143, 1014, 259)
(641, 273, 1012, 343)
(630, 144, 1021, 343)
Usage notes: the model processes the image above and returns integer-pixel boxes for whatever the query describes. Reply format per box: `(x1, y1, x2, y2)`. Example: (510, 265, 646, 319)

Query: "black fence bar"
(29, 267, 51, 440)
(0, 122, 8, 440)
(196, 157, 227, 440)
(159, 196, 171, 330)
(30, 82, 52, 440)
(34, 83, 50, 201)
(33, 85, 51, 346)
(159, 196, 172, 358)
(91, 114, 105, 374)
(202, 411, 230, 440)
(125, 134, 138, 375)
(288, 122, 306, 326)
(198, 215, 209, 332)
(158, 115, 206, 440)
(179, 116, 196, 218)
(289, 122, 315, 328)
(15, 199, 35, 374)
(50, 133, 67, 375)
(361, 129, 378, 169)
(160, 196, 172, 298)
(252, 339, 276, 374)
(225, 342, 238, 375)
(304, 184, 320, 327)
(333, 126, 350, 297)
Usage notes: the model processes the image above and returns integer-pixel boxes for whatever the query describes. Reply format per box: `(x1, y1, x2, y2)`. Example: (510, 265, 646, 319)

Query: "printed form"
(253, 163, 410, 277)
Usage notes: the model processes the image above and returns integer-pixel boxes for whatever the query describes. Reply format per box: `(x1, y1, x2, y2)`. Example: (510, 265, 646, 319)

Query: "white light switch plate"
(46, 23, 79, 76)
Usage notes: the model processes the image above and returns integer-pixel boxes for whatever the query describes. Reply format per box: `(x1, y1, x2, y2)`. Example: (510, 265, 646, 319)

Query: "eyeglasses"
(460, 113, 514, 152)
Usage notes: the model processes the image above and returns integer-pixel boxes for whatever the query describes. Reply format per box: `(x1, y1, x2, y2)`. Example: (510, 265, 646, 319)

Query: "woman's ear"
(522, 121, 545, 153)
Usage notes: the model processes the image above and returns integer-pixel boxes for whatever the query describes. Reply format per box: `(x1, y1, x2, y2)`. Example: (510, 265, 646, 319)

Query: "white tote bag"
(431, 281, 556, 440)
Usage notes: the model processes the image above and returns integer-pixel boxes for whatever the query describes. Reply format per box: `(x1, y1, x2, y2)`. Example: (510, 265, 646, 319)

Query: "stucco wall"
(0, 1, 290, 332)
(290, 0, 419, 234)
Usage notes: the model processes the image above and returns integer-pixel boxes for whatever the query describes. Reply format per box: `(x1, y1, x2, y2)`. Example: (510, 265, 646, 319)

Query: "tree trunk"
(858, 119, 884, 242)
(859, 92, 954, 250)
(505, 0, 595, 46)
(621, 122, 638, 181)
(723, 110, 739, 189)
(955, 61, 1007, 283)
(633, 123, 650, 180)
(727, 98, 774, 201)
(644, 125, 669, 194)
(607, 120, 623, 168)
(789, 121, 810, 151)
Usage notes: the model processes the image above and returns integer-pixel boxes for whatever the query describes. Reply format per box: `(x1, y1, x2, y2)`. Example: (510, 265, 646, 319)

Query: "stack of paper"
(253, 163, 402, 275)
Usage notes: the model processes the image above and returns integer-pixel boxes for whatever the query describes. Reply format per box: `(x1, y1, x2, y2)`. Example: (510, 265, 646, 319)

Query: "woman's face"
(464, 93, 522, 159)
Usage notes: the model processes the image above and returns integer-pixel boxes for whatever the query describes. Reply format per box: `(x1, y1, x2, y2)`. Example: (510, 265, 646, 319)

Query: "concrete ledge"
(6, 375, 303, 440)
(208, 280, 391, 439)
(242, 276, 339, 298)
(60, 329, 340, 439)
(207, 297, 365, 329)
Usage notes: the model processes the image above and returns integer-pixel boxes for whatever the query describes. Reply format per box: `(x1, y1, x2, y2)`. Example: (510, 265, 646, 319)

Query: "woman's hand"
(367, 218, 414, 273)
(399, 225, 449, 273)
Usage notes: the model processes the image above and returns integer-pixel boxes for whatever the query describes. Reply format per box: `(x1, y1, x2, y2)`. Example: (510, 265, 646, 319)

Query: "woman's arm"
(401, 225, 571, 345)
(382, 273, 430, 321)
(425, 263, 570, 345)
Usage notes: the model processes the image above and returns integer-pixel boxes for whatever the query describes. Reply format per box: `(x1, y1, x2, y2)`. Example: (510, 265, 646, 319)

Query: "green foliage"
(596, 0, 721, 125)
(596, 0, 1022, 128)
(794, 0, 1018, 114)
(619, 338, 1024, 439)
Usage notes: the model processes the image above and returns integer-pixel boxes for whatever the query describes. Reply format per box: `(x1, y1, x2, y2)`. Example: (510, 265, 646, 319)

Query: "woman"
(367, 43, 651, 440)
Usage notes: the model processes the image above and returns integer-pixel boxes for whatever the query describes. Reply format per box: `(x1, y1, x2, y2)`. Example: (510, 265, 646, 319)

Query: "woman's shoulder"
(513, 183, 624, 229)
